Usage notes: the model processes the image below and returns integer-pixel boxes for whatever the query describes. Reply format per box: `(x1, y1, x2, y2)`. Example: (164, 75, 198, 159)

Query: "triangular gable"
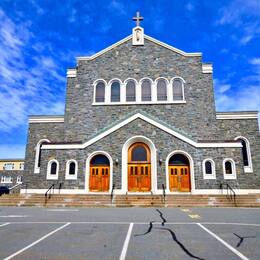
(77, 34, 201, 62)
(42, 112, 241, 150)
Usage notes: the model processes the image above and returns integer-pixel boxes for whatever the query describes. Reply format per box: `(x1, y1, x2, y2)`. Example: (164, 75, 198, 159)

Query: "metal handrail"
(111, 184, 115, 203)
(45, 184, 55, 202)
(162, 184, 166, 203)
(58, 183, 63, 194)
(226, 183, 236, 205)
(9, 182, 23, 193)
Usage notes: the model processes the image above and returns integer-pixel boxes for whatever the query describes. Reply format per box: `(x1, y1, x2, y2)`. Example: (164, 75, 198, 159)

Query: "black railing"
(58, 182, 63, 194)
(111, 184, 115, 204)
(162, 184, 166, 204)
(9, 182, 23, 194)
(45, 184, 55, 203)
(220, 182, 236, 205)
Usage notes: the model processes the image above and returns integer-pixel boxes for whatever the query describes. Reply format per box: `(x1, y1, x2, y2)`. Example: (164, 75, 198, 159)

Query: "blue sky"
(0, 0, 259, 158)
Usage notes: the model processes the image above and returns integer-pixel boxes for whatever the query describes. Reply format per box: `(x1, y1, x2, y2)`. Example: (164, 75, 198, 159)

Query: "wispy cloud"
(0, 145, 25, 159)
(109, 0, 127, 16)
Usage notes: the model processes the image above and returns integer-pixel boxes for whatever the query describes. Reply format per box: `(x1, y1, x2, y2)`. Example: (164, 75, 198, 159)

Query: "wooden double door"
(89, 166, 110, 192)
(169, 165, 191, 192)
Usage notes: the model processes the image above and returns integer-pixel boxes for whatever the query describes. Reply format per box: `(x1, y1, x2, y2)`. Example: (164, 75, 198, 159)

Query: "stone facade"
(23, 32, 260, 194)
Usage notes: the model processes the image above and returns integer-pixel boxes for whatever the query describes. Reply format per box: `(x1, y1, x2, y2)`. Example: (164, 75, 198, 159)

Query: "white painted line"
(45, 209, 79, 212)
(197, 223, 249, 260)
(201, 222, 260, 227)
(0, 223, 10, 227)
(0, 215, 28, 218)
(3, 222, 70, 260)
(119, 222, 134, 260)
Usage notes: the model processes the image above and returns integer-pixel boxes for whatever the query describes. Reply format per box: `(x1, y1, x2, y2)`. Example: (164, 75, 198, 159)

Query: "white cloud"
(0, 145, 25, 159)
(186, 2, 195, 12)
(109, 0, 127, 16)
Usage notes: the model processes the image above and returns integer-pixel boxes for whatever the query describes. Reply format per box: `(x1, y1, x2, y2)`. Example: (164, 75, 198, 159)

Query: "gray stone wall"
(27, 118, 246, 190)
(64, 38, 219, 142)
(0, 170, 24, 187)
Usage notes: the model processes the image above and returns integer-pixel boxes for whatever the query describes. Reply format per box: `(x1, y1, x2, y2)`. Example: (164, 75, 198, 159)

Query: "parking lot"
(0, 207, 259, 259)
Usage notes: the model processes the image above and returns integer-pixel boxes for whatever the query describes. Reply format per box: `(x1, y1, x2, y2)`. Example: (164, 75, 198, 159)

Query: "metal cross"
(132, 11, 143, 27)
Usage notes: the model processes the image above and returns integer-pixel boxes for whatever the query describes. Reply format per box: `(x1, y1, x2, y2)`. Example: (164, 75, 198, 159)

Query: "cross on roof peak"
(132, 11, 143, 27)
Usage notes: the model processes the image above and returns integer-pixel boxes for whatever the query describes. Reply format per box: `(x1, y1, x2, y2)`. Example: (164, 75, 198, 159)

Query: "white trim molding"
(65, 159, 78, 180)
(67, 69, 76, 78)
(223, 158, 237, 179)
(85, 151, 113, 194)
(202, 64, 213, 74)
(29, 116, 64, 123)
(216, 112, 258, 120)
(165, 150, 195, 194)
(42, 113, 242, 150)
(34, 139, 50, 174)
(46, 159, 59, 180)
(235, 136, 253, 173)
(121, 136, 157, 194)
(202, 158, 216, 179)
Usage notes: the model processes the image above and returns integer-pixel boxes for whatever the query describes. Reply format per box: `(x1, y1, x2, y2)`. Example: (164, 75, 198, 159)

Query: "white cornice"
(42, 113, 241, 150)
(29, 116, 64, 123)
(216, 112, 258, 120)
(67, 69, 76, 78)
(202, 64, 213, 74)
(76, 34, 201, 62)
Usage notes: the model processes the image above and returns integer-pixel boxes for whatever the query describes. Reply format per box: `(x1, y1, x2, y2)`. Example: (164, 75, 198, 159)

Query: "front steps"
(0, 194, 259, 207)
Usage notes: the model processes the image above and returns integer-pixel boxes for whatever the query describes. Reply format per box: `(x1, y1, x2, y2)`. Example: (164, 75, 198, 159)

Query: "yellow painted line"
(188, 214, 200, 219)
(181, 209, 191, 212)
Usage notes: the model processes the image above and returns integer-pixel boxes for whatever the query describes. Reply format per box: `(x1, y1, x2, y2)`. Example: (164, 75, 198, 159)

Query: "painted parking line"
(0, 215, 28, 218)
(188, 214, 200, 219)
(45, 209, 79, 212)
(119, 222, 134, 260)
(0, 223, 10, 227)
(181, 209, 191, 212)
(3, 222, 71, 260)
(197, 223, 249, 260)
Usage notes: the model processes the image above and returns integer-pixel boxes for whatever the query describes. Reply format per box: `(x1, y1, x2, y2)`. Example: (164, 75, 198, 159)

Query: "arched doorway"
(89, 154, 110, 192)
(168, 153, 191, 192)
(128, 142, 151, 192)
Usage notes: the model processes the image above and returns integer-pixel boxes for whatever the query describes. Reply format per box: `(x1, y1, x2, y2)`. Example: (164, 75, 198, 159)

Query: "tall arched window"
(66, 160, 78, 180)
(202, 159, 216, 179)
(47, 159, 59, 180)
(157, 79, 167, 101)
(111, 81, 120, 102)
(126, 80, 136, 102)
(34, 139, 50, 174)
(235, 137, 253, 172)
(95, 82, 105, 102)
(141, 79, 152, 101)
(172, 79, 184, 101)
(223, 159, 236, 179)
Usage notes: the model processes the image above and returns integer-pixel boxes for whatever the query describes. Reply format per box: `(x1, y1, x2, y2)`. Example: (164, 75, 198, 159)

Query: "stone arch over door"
(122, 136, 157, 194)
(85, 151, 113, 193)
(165, 150, 195, 193)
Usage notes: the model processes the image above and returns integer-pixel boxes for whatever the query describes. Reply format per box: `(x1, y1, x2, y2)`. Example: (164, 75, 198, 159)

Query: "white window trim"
(234, 136, 253, 173)
(155, 77, 170, 102)
(108, 78, 123, 103)
(1, 176, 13, 183)
(223, 158, 237, 179)
(46, 159, 59, 180)
(170, 77, 186, 102)
(65, 159, 78, 180)
(34, 139, 50, 174)
(16, 176, 22, 183)
(202, 158, 216, 179)
(124, 78, 138, 103)
(93, 79, 107, 104)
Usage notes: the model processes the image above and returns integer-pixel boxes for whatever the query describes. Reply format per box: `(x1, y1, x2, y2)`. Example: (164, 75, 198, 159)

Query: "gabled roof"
(42, 111, 241, 150)
(77, 34, 201, 62)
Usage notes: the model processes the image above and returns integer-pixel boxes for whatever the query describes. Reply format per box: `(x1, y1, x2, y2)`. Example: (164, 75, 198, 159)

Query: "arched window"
(90, 154, 110, 166)
(141, 79, 152, 101)
(126, 80, 136, 102)
(235, 137, 252, 172)
(156, 79, 167, 101)
(65, 160, 78, 180)
(128, 143, 150, 163)
(223, 159, 236, 179)
(111, 81, 120, 102)
(34, 139, 50, 174)
(172, 79, 184, 101)
(95, 82, 105, 103)
(47, 160, 59, 180)
(169, 154, 189, 165)
(202, 159, 216, 179)
(17, 176, 22, 183)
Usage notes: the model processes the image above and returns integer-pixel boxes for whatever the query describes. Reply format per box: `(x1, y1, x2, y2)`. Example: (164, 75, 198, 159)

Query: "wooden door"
(128, 164, 151, 192)
(169, 166, 191, 192)
(89, 166, 110, 192)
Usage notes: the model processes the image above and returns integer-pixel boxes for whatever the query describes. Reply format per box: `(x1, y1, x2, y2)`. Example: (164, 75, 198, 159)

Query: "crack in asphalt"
(134, 221, 154, 237)
(233, 233, 256, 247)
(156, 208, 166, 226)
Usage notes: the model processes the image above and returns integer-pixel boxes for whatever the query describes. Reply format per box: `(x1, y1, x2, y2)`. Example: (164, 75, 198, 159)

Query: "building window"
(202, 159, 216, 179)
(3, 163, 14, 170)
(17, 176, 22, 183)
(126, 80, 136, 102)
(141, 79, 152, 101)
(172, 78, 184, 101)
(95, 82, 105, 103)
(111, 81, 120, 102)
(156, 79, 167, 101)
(235, 136, 253, 173)
(47, 159, 59, 180)
(34, 139, 50, 174)
(223, 159, 236, 179)
(65, 160, 78, 180)
(19, 163, 24, 170)
(1, 176, 13, 183)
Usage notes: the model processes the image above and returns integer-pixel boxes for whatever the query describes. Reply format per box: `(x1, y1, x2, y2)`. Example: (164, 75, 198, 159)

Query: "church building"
(22, 13, 260, 196)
